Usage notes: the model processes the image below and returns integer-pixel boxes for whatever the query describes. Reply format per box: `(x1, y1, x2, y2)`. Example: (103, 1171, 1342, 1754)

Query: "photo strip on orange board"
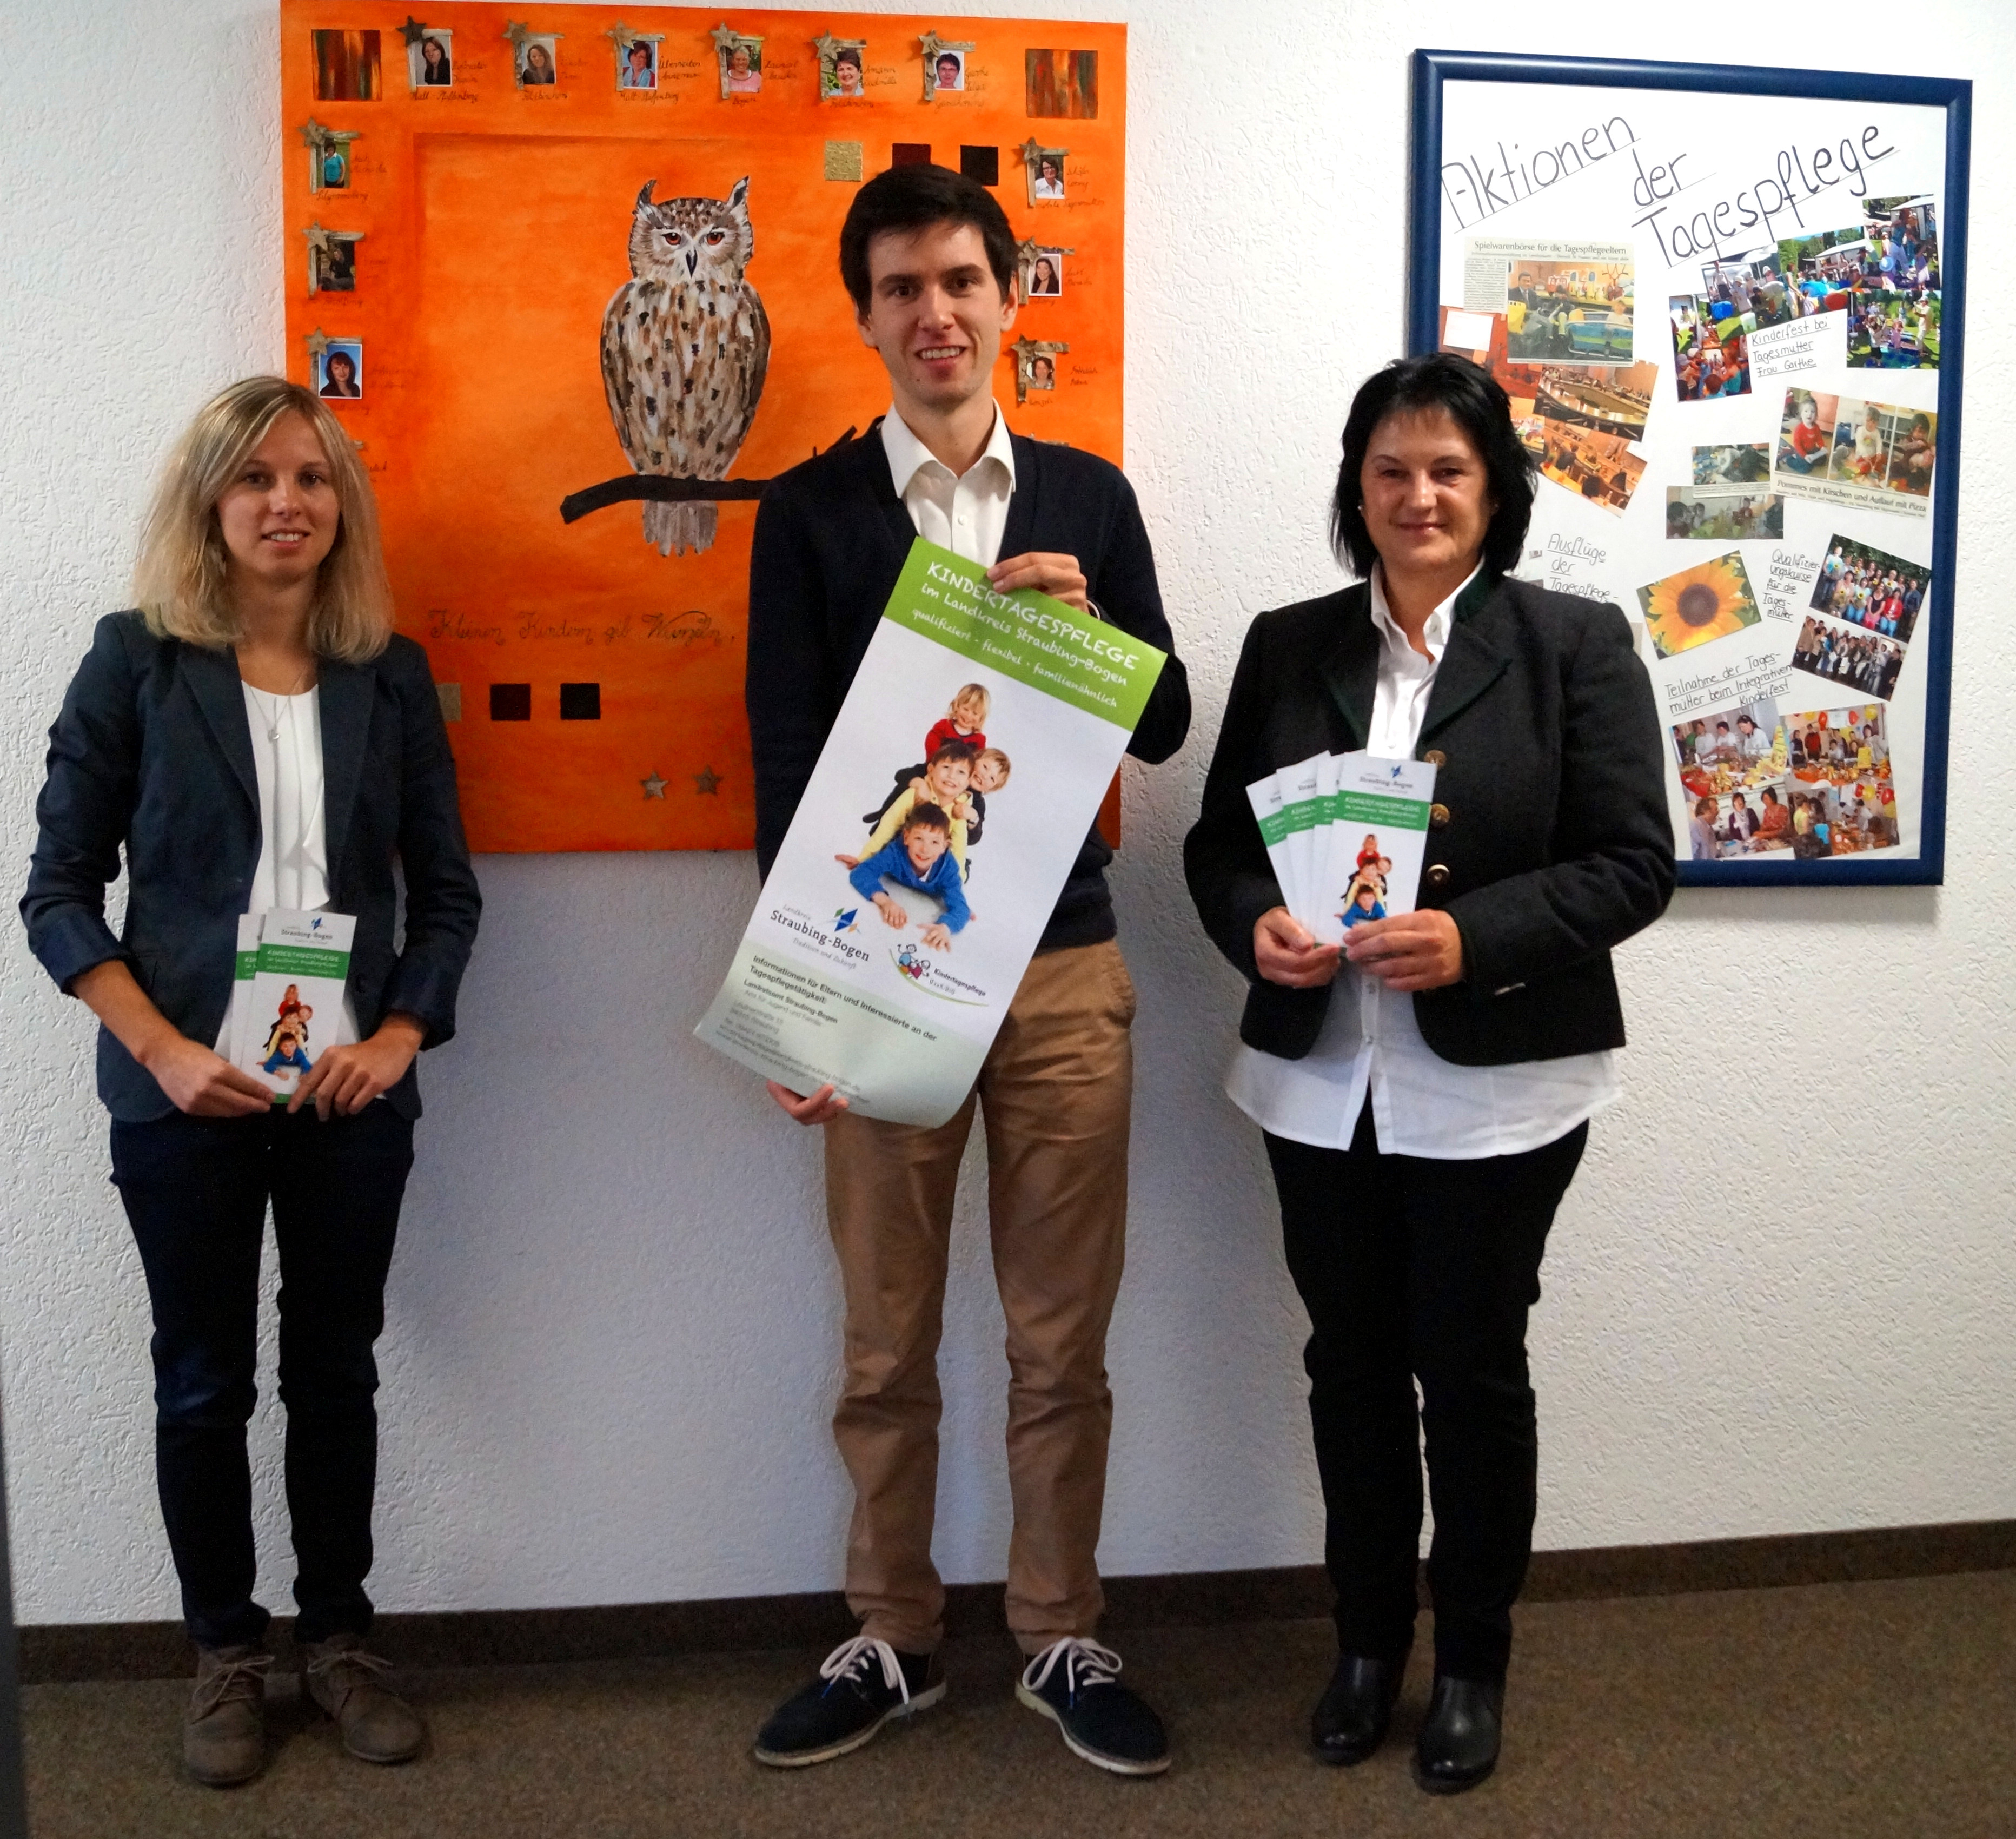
(815, 35, 867, 100)
(1025, 49, 1098, 118)
(301, 120, 359, 193)
(303, 223, 361, 296)
(920, 31, 973, 100)
(1021, 139, 1067, 203)
(312, 29, 382, 100)
(1637, 551, 1762, 659)
(508, 25, 561, 88)
(408, 26, 453, 89)
(613, 27, 660, 90)
(1773, 389, 1935, 517)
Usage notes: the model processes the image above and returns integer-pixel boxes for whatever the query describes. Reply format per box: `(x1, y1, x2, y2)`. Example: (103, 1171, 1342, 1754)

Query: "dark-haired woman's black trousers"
(1265, 1101, 1586, 1685)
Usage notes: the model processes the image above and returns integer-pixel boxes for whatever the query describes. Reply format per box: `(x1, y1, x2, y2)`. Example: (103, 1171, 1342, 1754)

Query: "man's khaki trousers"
(821, 938, 1137, 1656)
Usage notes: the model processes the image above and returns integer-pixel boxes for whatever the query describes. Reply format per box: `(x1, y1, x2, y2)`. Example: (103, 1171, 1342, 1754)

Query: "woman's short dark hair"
(840, 163, 1019, 312)
(1330, 352, 1536, 580)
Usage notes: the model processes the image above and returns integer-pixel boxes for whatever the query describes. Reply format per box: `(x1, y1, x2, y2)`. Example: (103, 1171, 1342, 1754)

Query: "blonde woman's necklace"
(248, 663, 316, 740)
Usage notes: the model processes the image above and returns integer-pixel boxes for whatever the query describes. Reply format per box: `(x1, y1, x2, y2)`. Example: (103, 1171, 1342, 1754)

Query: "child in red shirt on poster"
(924, 683, 989, 758)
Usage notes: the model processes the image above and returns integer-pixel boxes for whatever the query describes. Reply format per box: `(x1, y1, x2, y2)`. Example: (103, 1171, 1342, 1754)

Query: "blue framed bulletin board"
(1408, 51, 1968, 885)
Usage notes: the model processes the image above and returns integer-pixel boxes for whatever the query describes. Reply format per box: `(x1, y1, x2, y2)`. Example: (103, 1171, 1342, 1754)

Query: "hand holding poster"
(698, 538, 1166, 1126)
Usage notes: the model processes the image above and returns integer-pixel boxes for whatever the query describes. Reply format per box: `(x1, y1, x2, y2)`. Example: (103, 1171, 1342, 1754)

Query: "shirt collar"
(881, 402, 1016, 498)
(1368, 559, 1482, 667)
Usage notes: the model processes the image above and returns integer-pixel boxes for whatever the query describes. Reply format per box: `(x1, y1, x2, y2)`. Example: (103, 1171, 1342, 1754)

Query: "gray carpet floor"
(22, 1570, 2016, 1838)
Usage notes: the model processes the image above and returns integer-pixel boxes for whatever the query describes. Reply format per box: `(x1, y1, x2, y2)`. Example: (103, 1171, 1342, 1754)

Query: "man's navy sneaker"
(753, 1635, 945, 1768)
(1016, 1637, 1169, 1776)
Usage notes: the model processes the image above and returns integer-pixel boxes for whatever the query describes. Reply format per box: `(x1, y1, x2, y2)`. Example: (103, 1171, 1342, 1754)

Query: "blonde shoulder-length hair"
(132, 375, 395, 663)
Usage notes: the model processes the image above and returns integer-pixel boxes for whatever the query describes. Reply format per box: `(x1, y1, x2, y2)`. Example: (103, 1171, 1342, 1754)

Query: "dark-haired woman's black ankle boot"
(1413, 1675, 1502, 1794)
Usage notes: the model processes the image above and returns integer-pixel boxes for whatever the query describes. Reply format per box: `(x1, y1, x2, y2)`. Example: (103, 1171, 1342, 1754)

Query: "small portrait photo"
(1806, 535, 1929, 646)
(1790, 614, 1906, 701)
(313, 29, 382, 101)
(1668, 295, 1752, 401)
(316, 341, 364, 400)
(1693, 442, 1772, 485)
(518, 36, 559, 85)
(1028, 250, 1063, 296)
(309, 236, 359, 295)
(1663, 487, 1784, 542)
(1028, 150, 1066, 204)
(1025, 49, 1098, 118)
(410, 30, 453, 88)
(1026, 351, 1057, 392)
(932, 49, 965, 93)
(718, 35, 763, 96)
(618, 37, 658, 90)
(1504, 256, 1634, 365)
(1637, 551, 1763, 660)
(311, 140, 350, 192)
(820, 40, 867, 98)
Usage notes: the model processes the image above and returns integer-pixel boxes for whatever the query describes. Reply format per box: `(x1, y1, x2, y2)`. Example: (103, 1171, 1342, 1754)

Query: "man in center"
(744, 162, 1190, 1776)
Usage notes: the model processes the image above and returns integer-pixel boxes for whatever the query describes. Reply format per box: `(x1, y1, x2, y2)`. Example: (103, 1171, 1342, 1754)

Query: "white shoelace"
(819, 1635, 911, 1703)
(1020, 1637, 1123, 1696)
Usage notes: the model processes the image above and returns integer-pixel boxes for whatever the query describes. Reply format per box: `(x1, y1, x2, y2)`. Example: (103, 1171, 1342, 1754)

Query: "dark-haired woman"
(1185, 353, 1673, 1792)
(419, 35, 451, 84)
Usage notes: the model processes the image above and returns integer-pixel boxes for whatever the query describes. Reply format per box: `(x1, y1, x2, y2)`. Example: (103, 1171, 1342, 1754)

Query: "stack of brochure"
(226, 908, 359, 1103)
(1246, 752, 1439, 944)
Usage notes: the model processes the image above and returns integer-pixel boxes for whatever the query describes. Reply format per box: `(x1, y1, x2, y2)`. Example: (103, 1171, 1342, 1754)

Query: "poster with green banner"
(697, 536, 1167, 1126)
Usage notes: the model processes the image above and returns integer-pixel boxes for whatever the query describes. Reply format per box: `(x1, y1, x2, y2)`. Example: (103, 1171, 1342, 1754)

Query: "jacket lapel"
(317, 658, 373, 888)
(1318, 583, 1379, 751)
(182, 643, 258, 813)
(1000, 432, 1038, 559)
(856, 419, 920, 562)
(1418, 579, 1511, 744)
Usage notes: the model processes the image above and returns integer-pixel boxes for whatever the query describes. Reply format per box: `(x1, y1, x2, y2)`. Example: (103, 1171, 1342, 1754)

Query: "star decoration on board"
(709, 22, 741, 55)
(640, 770, 668, 799)
(399, 17, 430, 48)
(303, 327, 333, 360)
(501, 20, 532, 49)
(692, 765, 723, 795)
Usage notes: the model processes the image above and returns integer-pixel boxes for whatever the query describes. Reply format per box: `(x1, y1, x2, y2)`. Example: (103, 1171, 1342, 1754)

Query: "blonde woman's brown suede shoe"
(183, 1644, 272, 1787)
(302, 1633, 427, 1763)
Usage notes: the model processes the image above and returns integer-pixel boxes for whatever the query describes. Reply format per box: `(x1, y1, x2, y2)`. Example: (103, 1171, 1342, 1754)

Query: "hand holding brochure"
(230, 909, 359, 1103)
(1247, 751, 1438, 940)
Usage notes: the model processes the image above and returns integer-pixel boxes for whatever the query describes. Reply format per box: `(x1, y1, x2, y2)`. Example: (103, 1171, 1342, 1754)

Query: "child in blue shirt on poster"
(848, 803, 970, 950)
(1337, 883, 1387, 930)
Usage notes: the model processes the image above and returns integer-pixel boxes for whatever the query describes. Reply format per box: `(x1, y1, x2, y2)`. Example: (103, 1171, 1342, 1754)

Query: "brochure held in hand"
(1249, 751, 1438, 939)
(228, 908, 359, 1103)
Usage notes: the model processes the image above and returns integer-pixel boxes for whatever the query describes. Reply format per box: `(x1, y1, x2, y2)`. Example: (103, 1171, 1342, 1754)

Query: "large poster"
(281, 2, 1128, 851)
(696, 539, 1164, 1125)
(1411, 54, 1967, 884)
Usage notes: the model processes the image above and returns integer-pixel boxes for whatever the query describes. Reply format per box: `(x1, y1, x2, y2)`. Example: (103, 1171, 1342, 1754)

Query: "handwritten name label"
(1749, 310, 1847, 382)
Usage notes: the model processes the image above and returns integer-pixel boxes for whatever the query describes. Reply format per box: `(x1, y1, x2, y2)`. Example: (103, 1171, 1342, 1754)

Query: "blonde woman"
(21, 377, 480, 1785)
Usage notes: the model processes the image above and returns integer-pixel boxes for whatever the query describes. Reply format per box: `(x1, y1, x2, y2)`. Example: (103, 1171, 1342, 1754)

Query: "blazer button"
(1423, 749, 1447, 766)
(1429, 803, 1450, 829)
(1424, 863, 1451, 890)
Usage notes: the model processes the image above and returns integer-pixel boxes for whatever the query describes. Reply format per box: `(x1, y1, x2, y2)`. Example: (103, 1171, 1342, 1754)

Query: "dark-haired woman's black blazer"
(21, 613, 482, 1121)
(1184, 573, 1675, 1066)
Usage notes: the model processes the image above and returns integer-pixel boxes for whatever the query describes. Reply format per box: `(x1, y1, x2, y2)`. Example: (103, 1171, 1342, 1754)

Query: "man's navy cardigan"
(747, 422, 1190, 954)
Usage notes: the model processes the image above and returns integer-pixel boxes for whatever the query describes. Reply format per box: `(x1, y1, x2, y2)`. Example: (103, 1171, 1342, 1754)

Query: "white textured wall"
(3, 1, 2013, 1629)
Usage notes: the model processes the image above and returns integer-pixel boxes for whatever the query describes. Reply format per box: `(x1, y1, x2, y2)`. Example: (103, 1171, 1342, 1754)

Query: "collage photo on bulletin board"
(1411, 52, 1968, 885)
(283, 2, 1125, 853)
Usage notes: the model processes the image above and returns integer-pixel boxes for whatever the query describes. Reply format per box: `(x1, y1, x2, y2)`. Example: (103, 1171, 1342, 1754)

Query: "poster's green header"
(881, 537, 1167, 731)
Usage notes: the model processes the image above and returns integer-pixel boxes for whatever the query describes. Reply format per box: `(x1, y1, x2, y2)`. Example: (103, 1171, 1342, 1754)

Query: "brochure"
(232, 909, 359, 1103)
(1246, 751, 1437, 943)
(226, 913, 261, 1066)
(698, 537, 1167, 1126)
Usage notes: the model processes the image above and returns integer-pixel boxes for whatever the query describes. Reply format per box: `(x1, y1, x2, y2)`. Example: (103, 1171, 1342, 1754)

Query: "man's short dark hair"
(840, 163, 1018, 312)
(1330, 352, 1536, 580)
(927, 739, 978, 770)
(903, 801, 952, 835)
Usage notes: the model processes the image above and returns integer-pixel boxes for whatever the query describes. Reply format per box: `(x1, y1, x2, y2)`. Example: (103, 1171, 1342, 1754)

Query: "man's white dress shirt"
(1225, 564, 1619, 1159)
(881, 403, 1016, 567)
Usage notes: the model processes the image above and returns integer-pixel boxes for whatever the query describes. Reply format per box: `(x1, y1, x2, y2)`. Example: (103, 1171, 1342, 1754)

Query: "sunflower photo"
(1637, 551, 1763, 660)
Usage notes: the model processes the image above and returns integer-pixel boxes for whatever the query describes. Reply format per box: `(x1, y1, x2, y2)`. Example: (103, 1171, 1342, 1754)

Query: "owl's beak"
(685, 248, 698, 275)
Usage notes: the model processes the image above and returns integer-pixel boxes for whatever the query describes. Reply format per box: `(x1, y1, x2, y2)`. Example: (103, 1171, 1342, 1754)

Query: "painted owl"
(600, 176, 771, 556)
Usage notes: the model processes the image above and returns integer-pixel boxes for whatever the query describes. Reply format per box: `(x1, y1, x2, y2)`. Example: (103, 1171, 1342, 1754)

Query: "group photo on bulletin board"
(1410, 51, 1968, 885)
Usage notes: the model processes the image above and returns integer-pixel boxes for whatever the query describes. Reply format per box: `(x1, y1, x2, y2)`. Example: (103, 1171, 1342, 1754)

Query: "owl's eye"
(662, 233, 684, 247)
(705, 230, 727, 246)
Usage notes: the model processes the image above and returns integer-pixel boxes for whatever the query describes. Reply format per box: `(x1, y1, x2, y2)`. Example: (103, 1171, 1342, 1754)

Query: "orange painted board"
(282, 2, 1127, 851)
